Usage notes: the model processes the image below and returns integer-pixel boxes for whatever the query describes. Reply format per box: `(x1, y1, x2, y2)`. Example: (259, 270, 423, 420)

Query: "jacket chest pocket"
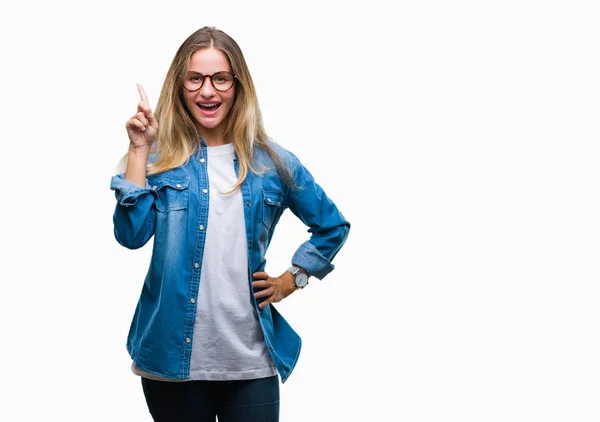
(262, 189, 284, 230)
(150, 177, 190, 212)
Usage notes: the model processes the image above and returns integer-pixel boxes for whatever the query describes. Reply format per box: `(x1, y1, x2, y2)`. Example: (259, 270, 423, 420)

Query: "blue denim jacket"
(110, 141, 350, 383)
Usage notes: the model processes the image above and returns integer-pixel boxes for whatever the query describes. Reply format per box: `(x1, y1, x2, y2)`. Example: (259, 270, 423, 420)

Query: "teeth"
(199, 103, 219, 108)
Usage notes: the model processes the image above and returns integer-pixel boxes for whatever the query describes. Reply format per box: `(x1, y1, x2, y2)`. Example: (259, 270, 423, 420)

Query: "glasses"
(183, 71, 236, 92)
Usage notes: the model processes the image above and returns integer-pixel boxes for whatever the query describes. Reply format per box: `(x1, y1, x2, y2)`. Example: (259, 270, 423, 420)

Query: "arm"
(285, 153, 351, 280)
(111, 83, 159, 249)
(125, 147, 150, 188)
(251, 152, 349, 308)
(110, 169, 157, 250)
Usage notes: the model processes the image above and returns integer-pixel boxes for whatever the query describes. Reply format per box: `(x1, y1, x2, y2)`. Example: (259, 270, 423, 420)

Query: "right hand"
(125, 83, 159, 151)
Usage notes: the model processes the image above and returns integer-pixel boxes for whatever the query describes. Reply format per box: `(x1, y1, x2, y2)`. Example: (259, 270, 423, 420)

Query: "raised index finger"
(137, 83, 150, 106)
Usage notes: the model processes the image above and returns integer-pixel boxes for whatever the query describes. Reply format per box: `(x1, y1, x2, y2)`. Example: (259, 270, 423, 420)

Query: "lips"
(197, 102, 221, 116)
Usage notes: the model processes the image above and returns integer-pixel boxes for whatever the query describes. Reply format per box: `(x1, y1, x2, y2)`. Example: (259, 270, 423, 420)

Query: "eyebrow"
(185, 70, 230, 75)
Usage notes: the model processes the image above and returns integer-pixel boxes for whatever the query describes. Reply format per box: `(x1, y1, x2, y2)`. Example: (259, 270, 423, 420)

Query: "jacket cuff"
(291, 241, 335, 280)
(110, 174, 154, 207)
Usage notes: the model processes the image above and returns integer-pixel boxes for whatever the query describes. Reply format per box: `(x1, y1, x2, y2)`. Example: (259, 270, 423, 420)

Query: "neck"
(203, 137, 229, 147)
(197, 125, 229, 147)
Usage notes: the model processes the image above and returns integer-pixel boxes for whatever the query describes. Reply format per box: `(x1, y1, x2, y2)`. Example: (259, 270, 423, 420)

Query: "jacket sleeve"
(285, 153, 350, 280)
(110, 173, 157, 249)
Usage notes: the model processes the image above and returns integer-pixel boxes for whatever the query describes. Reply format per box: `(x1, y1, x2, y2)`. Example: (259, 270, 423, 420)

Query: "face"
(182, 48, 236, 141)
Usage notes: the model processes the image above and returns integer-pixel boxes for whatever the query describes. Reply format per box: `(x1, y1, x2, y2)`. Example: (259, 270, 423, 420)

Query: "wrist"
(125, 148, 150, 188)
(128, 145, 151, 159)
(281, 271, 296, 293)
(287, 265, 310, 289)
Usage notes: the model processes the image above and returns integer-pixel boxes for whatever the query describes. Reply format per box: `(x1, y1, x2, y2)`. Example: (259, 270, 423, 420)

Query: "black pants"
(141, 375, 280, 421)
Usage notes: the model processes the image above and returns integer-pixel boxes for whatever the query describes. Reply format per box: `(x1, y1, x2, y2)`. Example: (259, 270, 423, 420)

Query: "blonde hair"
(119, 26, 292, 190)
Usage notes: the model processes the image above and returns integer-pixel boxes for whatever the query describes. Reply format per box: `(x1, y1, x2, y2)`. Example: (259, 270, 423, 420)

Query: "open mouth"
(198, 103, 221, 111)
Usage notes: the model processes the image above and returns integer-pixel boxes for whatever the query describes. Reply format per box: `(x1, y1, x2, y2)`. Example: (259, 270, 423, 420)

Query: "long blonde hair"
(119, 26, 292, 190)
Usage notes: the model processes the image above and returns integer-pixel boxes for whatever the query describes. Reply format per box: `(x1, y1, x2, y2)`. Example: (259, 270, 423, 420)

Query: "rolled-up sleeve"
(285, 154, 350, 280)
(110, 174, 157, 249)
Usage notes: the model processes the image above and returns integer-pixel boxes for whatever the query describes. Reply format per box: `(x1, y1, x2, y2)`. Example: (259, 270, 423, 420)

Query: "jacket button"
(202, 189, 208, 194)
(200, 158, 205, 163)
(246, 201, 251, 207)
(194, 263, 199, 268)
(199, 225, 204, 230)
(186, 338, 191, 343)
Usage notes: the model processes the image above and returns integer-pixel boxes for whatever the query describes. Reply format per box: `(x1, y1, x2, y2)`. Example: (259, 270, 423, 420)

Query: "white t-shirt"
(189, 142, 276, 380)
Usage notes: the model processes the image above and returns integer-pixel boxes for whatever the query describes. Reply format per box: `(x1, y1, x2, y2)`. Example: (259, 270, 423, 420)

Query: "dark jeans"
(141, 375, 280, 422)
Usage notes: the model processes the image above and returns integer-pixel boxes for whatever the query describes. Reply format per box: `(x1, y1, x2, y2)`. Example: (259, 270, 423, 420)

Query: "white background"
(1, 0, 599, 421)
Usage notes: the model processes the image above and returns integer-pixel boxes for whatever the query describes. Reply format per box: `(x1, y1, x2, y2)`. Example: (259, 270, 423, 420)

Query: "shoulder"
(255, 139, 303, 171)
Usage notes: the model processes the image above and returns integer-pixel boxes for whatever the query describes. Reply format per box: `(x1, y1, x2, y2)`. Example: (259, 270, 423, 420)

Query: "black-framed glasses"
(183, 71, 237, 92)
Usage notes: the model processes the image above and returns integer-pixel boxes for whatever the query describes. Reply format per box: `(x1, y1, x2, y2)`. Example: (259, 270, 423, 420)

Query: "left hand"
(252, 271, 296, 309)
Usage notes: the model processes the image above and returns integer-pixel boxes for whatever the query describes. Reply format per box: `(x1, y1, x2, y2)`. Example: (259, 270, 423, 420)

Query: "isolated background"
(2, 0, 599, 421)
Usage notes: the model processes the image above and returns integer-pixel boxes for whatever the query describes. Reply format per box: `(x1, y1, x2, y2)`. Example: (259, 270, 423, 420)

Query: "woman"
(110, 26, 350, 421)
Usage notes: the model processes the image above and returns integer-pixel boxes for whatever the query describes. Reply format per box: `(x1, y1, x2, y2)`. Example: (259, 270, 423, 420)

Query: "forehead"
(187, 48, 231, 73)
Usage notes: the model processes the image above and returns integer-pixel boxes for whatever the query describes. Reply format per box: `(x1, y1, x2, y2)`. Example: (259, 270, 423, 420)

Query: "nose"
(199, 75, 216, 97)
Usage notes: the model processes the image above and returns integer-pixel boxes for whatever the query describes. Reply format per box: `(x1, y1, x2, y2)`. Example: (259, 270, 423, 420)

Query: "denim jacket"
(110, 141, 350, 383)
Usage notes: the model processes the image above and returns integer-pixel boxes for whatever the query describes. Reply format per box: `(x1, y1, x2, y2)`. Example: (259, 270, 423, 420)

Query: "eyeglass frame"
(182, 71, 237, 92)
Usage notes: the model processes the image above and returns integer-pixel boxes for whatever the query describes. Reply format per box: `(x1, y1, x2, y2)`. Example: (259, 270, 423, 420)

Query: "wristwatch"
(287, 265, 309, 289)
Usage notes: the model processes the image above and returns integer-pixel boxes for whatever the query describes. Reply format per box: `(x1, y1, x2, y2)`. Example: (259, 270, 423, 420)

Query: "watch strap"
(287, 265, 302, 275)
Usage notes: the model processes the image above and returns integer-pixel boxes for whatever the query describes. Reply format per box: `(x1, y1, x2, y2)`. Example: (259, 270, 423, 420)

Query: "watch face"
(295, 272, 309, 288)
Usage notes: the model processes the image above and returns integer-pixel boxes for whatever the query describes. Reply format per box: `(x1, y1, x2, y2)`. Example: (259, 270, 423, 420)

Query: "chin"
(199, 120, 223, 130)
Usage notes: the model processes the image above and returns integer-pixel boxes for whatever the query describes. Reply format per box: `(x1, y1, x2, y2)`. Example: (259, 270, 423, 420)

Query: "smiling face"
(182, 47, 236, 145)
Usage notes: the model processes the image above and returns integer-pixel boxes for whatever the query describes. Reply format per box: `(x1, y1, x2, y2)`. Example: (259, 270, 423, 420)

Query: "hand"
(125, 83, 159, 151)
(252, 271, 296, 309)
